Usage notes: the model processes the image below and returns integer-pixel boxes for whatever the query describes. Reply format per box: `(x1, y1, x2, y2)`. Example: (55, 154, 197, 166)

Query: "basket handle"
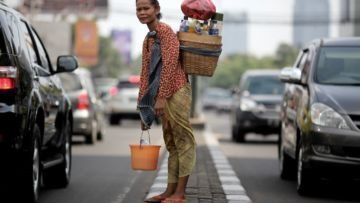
(140, 130, 151, 148)
(180, 45, 222, 57)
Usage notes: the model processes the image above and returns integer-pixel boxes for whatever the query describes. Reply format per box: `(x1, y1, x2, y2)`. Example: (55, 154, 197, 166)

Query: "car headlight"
(240, 98, 258, 111)
(311, 103, 349, 129)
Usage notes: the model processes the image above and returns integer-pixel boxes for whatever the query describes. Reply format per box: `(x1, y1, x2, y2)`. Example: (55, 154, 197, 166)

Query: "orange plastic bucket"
(130, 144, 161, 171)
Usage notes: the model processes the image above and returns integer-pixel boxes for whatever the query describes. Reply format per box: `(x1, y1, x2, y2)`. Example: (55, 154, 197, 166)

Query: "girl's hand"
(141, 122, 150, 131)
(155, 98, 166, 117)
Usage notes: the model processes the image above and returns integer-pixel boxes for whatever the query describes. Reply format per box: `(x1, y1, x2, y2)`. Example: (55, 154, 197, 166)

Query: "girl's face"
(136, 0, 159, 24)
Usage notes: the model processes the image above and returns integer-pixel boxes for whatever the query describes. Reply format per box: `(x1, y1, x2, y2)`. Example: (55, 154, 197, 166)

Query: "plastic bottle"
(209, 20, 218, 36)
(210, 13, 224, 36)
(201, 20, 209, 35)
(179, 16, 189, 32)
(195, 20, 202, 34)
(188, 19, 197, 33)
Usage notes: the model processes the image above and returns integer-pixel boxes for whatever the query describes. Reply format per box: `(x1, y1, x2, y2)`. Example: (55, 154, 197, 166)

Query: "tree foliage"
(90, 36, 123, 78)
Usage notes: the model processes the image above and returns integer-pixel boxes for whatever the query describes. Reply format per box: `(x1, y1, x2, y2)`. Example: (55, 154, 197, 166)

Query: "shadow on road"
(219, 138, 278, 145)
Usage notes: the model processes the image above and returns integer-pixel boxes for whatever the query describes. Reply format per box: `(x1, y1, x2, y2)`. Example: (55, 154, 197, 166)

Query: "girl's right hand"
(141, 122, 150, 131)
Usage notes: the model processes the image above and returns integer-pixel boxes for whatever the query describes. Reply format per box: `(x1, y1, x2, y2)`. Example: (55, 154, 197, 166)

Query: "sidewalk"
(122, 129, 251, 203)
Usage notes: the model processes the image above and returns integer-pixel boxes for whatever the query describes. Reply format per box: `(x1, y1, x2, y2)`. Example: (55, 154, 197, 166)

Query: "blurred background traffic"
(3, 0, 360, 202)
(4, 0, 357, 129)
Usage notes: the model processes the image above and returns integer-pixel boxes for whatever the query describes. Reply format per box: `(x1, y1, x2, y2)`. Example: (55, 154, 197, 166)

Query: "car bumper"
(303, 125, 360, 178)
(236, 110, 280, 134)
(72, 109, 92, 135)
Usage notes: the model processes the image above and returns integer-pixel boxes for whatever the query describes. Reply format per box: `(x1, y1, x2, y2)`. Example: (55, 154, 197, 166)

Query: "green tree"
(274, 43, 299, 68)
(90, 36, 123, 78)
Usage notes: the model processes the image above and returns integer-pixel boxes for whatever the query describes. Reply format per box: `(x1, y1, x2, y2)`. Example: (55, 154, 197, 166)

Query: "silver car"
(59, 68, 105, 144)
(105, 75, 141, 125)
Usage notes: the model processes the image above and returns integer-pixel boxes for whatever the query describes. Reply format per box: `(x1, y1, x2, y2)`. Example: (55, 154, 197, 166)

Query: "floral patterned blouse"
(138, 22, 188, 101)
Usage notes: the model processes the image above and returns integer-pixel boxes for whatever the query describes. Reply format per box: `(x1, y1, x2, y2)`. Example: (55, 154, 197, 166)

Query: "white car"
(105, 76, 140, 125)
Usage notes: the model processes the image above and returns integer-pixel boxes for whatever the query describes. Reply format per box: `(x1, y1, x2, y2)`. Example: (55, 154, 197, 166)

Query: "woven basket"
(178, 32, 222, 77)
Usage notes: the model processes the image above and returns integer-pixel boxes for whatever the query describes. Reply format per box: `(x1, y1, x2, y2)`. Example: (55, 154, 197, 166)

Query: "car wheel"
(85, 119, 97, 144)
(235, 127, 246, 143)
(279, 124, 296, 180)
(231, 125, 238, 142)
(296, 148, 314, 195)
(20, 124, 41, 203)
(279, 139, 296, 180)
(44, 118, 72, 188)
(109, 115, 119, 125)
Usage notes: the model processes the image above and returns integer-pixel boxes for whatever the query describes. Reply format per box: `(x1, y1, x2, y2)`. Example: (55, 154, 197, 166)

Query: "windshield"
(244, 75, 284, 95)
(203, 88, 232, 99)
(316, 47, 360, 85)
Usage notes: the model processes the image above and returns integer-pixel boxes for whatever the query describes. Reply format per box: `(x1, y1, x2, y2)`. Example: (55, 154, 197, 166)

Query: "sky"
(98, 0, 340, 59)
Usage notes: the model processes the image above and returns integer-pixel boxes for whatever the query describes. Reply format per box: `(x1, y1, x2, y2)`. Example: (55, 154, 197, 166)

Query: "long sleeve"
(138, 37, 150, 103)
(156, 24, 183, 99)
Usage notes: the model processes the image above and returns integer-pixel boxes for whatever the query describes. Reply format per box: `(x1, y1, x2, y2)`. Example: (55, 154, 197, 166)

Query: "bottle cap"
(212, 13, 224, 21)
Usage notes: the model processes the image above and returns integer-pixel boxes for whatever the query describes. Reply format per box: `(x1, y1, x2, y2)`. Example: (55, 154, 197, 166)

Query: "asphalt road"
(205, 110, 360, 203)
(39, 120, 164, 203)
(35, 111, 360, 203)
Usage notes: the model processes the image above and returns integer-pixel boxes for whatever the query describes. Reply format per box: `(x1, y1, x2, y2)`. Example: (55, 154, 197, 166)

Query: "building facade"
(222, 12, 248, 56)
(293, 0, 330, 48)
(339, 0, 360, 37)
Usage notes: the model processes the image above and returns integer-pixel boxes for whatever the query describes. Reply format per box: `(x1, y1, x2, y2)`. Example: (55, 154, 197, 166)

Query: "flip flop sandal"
(161, 197, 186, 203)
(144, 195, 167, 203)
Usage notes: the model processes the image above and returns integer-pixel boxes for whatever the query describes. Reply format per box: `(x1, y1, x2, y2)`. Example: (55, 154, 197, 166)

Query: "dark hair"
(137, 0, 162, 19)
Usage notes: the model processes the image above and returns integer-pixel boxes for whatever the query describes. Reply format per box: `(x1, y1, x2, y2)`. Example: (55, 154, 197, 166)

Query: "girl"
(136, 0, 196, 202)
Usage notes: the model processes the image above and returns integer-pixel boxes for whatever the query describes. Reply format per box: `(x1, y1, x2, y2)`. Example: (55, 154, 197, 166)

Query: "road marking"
(204, 131, 252, 203)
(145, 154, 168, 199)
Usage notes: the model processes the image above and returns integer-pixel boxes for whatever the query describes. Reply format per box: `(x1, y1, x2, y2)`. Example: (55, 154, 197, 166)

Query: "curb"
(204, 131, 252, 203)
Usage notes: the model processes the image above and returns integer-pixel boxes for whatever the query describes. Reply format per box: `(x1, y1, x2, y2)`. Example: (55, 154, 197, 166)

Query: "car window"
(19, 21, 38, 64)
(0, 29, 11, 66)
(315, 47, 360, 85)
(297, 52, 309, 70)
(244, 75, 284, 95)
(3, 12, 21, 55)
(31, 29, 51, 72)
(58, 73, 83, 92)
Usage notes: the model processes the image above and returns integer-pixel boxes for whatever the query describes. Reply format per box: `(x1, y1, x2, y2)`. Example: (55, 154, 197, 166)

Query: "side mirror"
(279, 67, 302, 84)
(56, 55, 78, 73)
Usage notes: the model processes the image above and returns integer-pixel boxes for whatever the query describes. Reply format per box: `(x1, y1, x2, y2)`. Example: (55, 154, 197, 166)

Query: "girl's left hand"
(155, 98, 166, 117)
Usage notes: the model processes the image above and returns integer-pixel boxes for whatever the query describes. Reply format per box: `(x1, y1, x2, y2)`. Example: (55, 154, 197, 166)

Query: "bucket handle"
(140, 130, 151, 148)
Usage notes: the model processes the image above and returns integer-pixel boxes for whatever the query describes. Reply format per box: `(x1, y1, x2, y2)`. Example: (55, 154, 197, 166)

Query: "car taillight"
(77, 90, 89, 110)
(0, 66, 17, 91)
(109, 86, 118, 96)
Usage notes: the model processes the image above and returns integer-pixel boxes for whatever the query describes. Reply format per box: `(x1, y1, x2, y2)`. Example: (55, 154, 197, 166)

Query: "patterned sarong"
(161, 83, 196, 183)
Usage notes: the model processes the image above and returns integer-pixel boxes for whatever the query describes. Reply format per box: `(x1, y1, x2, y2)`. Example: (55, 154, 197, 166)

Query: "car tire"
(97, 130, 104, 141)
(85, 119, 97, 144)
(109, 115, 120, 125)
(279, 125, 296, 180)
(20, 124, 41, 203)
(44, 118, 72, 188)
(296, 147, 314, 195)
(235, 127, 246, 143)
(279, 142, 296, 180)
(231, 125, 238, 142)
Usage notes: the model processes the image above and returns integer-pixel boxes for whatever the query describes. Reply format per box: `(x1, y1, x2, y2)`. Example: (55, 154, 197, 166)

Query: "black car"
(0, 4, 77, 203)
(230, 70, 284, 142)
(279, 38, 360, 195)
